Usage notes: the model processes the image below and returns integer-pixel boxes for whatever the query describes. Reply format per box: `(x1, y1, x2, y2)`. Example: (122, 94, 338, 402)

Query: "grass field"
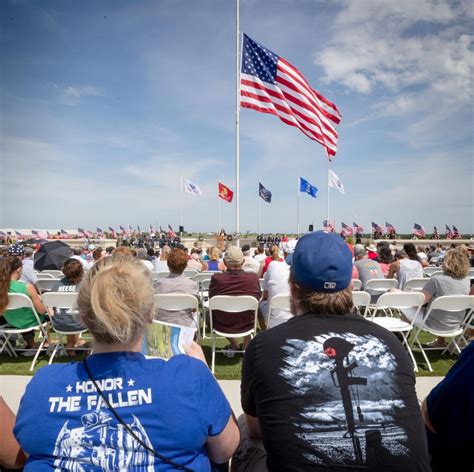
(0, 330, 458, 378)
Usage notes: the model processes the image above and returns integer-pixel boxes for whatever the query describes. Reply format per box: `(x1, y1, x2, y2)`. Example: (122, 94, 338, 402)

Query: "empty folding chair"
(193, 272, 218, 283)
(36, 273, 56, 280)
(208, 295, 259, 373)
(352, 291, 371, 317)
(410, 295, 474, 372)
(423, 266, 442, 277)
(267, 294, 292, 328)
(36, 278, 61, 294)
(371, 292, 425, 371)
(0, 293, 50, 371)
(402, 278, 428, 292)
(41, 292, 89, 364)
(41, 270, 63, 278)
(183, 269, 199, 278)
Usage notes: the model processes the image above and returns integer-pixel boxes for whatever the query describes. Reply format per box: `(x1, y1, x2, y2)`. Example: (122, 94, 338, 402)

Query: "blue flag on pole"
(259, 182, 272, 203)
(299, 177, 318, 198)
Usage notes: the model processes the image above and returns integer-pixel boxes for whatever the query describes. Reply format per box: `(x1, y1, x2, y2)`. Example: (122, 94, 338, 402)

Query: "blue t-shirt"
(14, 352, 231, 471)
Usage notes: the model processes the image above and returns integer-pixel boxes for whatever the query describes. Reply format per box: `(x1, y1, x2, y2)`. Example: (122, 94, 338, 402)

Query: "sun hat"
(224, 246, 244, 265)
(291, 231, 352, 293)
(367, 243, 377, 252)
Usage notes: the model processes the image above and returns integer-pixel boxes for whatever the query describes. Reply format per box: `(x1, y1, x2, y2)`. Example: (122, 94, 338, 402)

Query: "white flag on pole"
(183, 179, 202, 195)
(328, 169, 345, 195)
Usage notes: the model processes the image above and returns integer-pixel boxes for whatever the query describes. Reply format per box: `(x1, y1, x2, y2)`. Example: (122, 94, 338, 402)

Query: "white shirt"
(397, 259, 423, 289)
(262, 261, 292, 328)
(154, 259, 169, 272)
(21, 258, 37, 285)
(141, 260, 154, 271)
(254, 253, 266, 263)
(71, 255, 93, 270)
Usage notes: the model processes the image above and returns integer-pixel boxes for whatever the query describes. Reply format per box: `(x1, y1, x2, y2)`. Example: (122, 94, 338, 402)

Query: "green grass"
(0, 331, 457, 378)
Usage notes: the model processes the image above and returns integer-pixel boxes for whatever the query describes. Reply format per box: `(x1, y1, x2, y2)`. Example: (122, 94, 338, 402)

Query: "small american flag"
(119, 225, 127, 235)
(385, 222, 397, 234)
(445, 225, 453, 239)
(96, 227, 104, 237)
(108, 226, 116, 236)
(240, 34, 341, 159)
(371, 222, 384, 234)
(413, 223, 426, 238)
(432, 226, 439, 239)
(353, 222, 364, 234)
(340, 222, 353, 237)
(452, 225, 460, 238)
(78, 228, 92, 238)
(323, 220, 335, 233)
(167, 224, 176, 238)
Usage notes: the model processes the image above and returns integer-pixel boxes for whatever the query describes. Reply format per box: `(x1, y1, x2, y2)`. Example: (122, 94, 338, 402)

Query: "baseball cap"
(354, 244, 367, 257)
(224, 246, 244, 265)
(291, 231, 352, 293)
(8, 244, 24, 256)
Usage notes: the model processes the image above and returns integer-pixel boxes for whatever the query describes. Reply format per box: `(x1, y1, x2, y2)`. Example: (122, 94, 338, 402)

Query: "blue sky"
(1, 0, 473, 234)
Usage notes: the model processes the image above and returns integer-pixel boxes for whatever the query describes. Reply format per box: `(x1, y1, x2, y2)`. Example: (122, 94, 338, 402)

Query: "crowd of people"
(0, 232, 473, 471)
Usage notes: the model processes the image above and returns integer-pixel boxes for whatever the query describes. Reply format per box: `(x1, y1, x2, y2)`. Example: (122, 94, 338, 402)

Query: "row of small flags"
(183, 170, 345, 206)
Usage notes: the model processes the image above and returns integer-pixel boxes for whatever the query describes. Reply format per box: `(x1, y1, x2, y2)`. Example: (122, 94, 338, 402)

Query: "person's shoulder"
(26, 362, 79, 391)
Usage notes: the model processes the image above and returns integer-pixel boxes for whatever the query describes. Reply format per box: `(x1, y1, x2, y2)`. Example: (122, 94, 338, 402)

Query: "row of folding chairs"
(0, 292, 90, 371)
(352, 290, 474, 372)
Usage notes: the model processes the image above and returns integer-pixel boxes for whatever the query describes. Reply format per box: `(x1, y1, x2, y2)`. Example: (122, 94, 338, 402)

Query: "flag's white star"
(66, 384, 73, 392)
(128, 379, 135, 387)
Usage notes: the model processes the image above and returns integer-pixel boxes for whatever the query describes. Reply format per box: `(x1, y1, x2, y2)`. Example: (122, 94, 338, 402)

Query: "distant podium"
(216, 234, 226, 251)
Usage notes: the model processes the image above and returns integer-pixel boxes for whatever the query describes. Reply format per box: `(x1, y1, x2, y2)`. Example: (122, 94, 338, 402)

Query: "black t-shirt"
(241, 312, 431, 471)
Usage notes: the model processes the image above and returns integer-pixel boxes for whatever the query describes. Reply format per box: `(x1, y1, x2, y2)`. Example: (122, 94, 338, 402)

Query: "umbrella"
(34, 241, 71, 271)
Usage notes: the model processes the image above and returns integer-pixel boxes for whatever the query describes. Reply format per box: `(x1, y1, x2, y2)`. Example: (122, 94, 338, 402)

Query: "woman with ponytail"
(14, 255, 239, 471)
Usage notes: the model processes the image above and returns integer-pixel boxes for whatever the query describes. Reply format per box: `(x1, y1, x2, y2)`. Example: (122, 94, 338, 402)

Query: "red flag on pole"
(218, 182, 234, 203)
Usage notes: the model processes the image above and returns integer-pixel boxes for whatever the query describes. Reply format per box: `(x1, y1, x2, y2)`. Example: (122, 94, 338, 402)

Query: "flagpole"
(235, 0, 241, 246)
(180, 175, 183, 230)
(258, 193, 261, 235)
(296, 173, 300, 236)
(327, 160, 330, 224)
(218, 195, 221, 235)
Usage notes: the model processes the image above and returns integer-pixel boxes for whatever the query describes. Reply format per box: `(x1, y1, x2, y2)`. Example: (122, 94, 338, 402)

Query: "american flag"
(60, 229, 70, 237)
(0, 230, 7, 238)
(371, 222, 384, 234)
(340, 222, 353, 237)
(240, 34, 341, 158)
(353, 222, 364, 234)
(108, 226, 116, 236)
(78, 228, 92, 238)
(432, 226, 439, 239)
(119, 225, 127, 235)
(323, 219, 335, 233)
(385, 222, 397, 234)
(445, 225, 453, 239)
(413, 223, 426, 238)
(452, 225, 460, 238)
(167, 224, 176, 238)
(96, 227, 104, 237)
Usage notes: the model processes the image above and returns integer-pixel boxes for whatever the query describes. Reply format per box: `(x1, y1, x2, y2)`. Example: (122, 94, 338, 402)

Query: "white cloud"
(58, 85, 103, 106)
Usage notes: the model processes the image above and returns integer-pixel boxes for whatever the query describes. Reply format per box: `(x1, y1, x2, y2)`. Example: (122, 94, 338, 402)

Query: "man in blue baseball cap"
(237, 231, 430, 472)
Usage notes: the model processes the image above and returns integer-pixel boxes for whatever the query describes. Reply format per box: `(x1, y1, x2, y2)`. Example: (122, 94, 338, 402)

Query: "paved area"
(1, 375, 443, 416)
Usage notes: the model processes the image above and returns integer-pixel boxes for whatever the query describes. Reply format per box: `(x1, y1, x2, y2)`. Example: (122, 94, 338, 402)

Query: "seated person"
(388, 243, 423, 289)
(0, 257, 47, 351)
(0, 397, 26, 469)
(154, 244, 171, 272)
(378, 244, 394, 276)
(154, 248, 199, 327)
(259, 244, 283, 277)
(14, 255, 239, 470)
(209, 246, 261, 353)
(421, 342, 473, 472)
(186, 249, 203, 272)
(51, 258, 88, 352)
(241, 245, 260, 274)
(400, 247, 470, 347)
(202, 246, 226, 272)
(353, 244, 384, 301)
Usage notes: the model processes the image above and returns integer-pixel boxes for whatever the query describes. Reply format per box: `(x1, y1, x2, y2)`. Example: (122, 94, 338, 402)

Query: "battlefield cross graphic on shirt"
(280, 332, 412, 468)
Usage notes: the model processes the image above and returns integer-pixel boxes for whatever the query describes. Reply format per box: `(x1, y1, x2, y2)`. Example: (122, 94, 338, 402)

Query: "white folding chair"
(468, 268, 474, 280)
(36, 273, 56, 280)
(364, 278, 398, 294)
(259, 278, 265, 291)
(41, 270, 63, 278)
(351, 279, 362, 291)
(410, 295, 474, 372)
(198, 279, 212, 338)
(151, 271, 170, 281)
(267, 294, 292, 328)
(0, 293, 50, 371)
(208, 295, 259, 373)
(154, 294, 200, 339)
(193, 272, 218, 283)
(183, 270, 199, 279)
(402, 278, 428, 292)
(371, 292, 425, 371)
(36, 278, 61, 293)
(351, 291, 371, 318)
(41, 292, 89, 364)
(423, 266, 442, 277)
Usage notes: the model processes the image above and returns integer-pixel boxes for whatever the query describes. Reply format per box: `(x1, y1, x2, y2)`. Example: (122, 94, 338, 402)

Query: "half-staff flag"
(259, 182, 272, 203)
(218, 182, 234, 203)
(240, 33, 341, 159)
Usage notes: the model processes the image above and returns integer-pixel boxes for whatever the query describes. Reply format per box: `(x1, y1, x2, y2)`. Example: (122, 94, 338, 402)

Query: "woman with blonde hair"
(14, 256, 239, 470)
(259, 244, 283, 277)
(201, 246, 226, 272)
(401, 246, 471, 347)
